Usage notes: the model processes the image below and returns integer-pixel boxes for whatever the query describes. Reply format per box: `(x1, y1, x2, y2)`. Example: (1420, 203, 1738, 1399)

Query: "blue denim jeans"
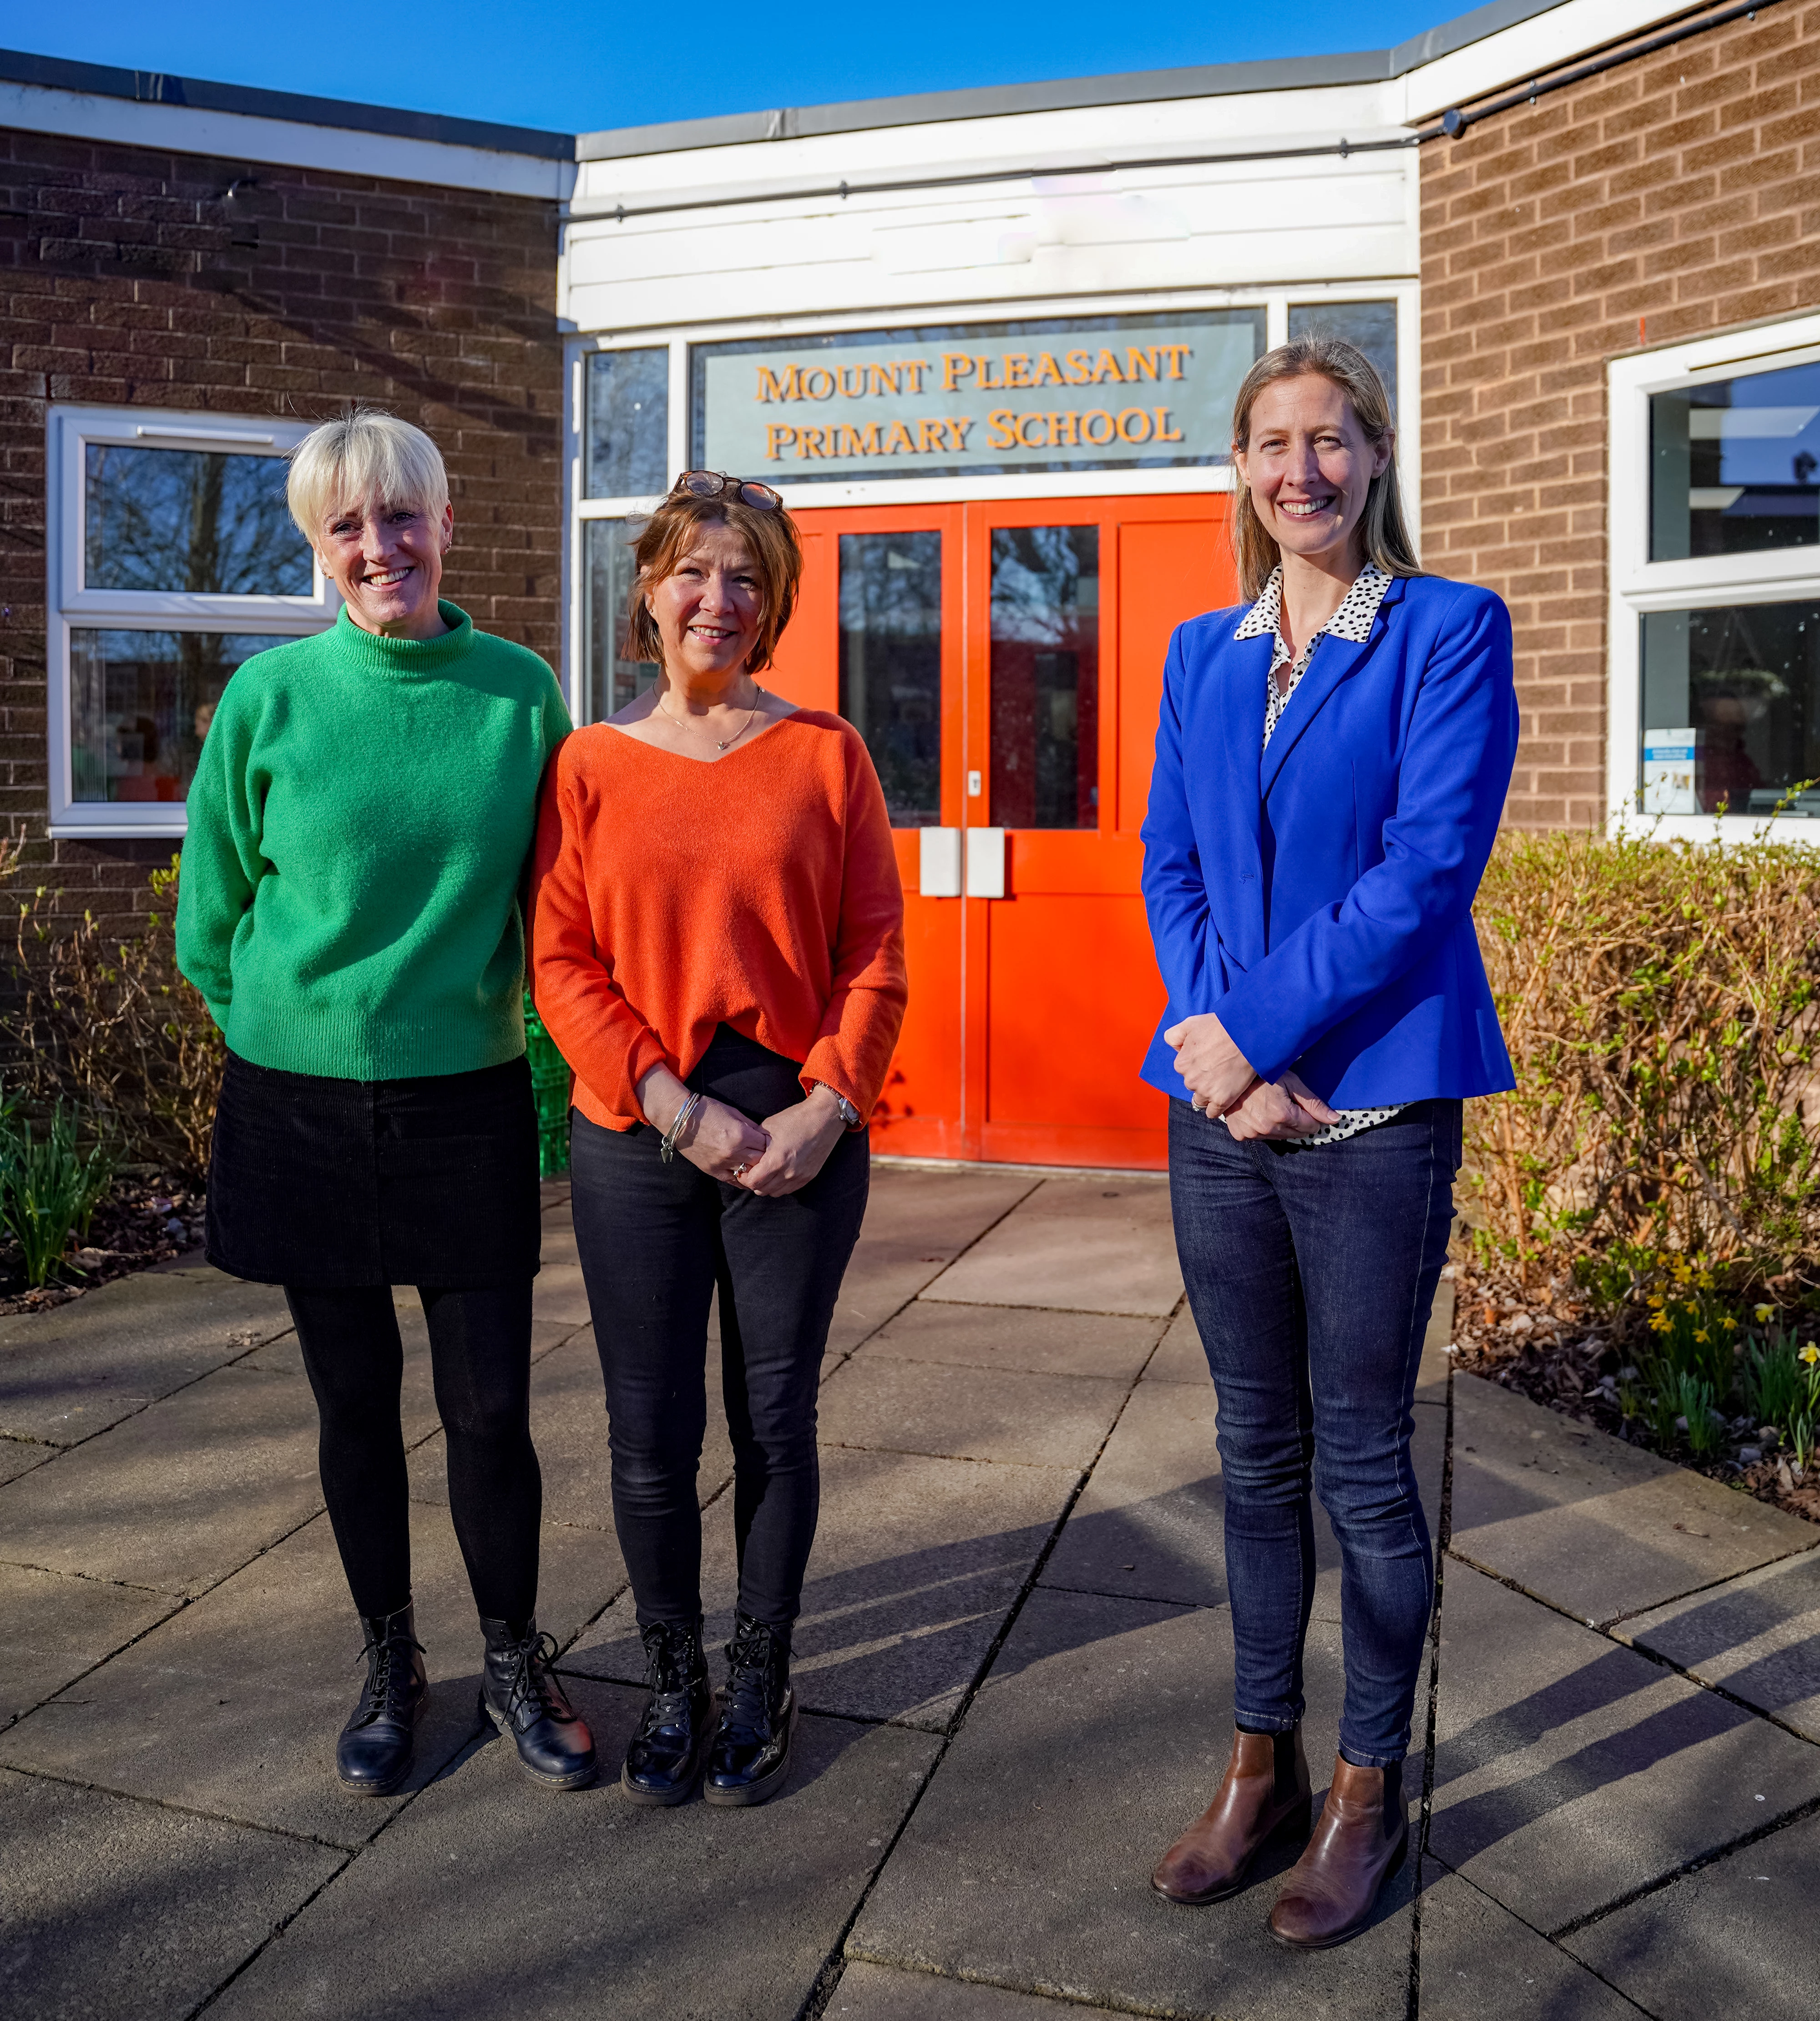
(1168, 1095, 1461, 1767)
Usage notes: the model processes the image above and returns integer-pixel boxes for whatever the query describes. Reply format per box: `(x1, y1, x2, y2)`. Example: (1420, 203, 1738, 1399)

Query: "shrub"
(2, 856, 223, 1180)
(0, 1103, 116, 1287)
(1467, 826, 1820, 1294)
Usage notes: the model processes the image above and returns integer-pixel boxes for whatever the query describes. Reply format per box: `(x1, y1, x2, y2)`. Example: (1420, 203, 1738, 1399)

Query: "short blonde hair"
(286, 409, 449, 542)
(1230, 335, 1420, 601)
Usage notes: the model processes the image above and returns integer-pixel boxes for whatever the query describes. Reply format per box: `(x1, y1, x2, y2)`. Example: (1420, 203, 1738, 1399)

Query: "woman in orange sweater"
(530, 472, 906, 1809)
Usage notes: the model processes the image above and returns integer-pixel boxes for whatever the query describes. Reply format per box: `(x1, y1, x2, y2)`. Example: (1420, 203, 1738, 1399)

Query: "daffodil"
(1694, 1329, 1710, 1344)
(1649, 1312, 1673, 1333)
(1721, 1316, 1738, 1332)
(1755, 1304, 1774, 1322)
(1801, 1345, 1820, 1368)
(1697, 1271, 1714, 1290)
(1647, 1294, 1666, 1309)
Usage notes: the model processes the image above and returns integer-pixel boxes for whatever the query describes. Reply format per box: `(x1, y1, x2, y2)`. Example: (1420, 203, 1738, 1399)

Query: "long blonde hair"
(1229, 335, 1420, 601)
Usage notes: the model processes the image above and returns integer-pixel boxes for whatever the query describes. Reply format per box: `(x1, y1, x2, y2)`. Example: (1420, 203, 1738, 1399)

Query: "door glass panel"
(71, 628, 272, 803)
(989, 526, 1099, 829)
(583, 519, 660, 722)
(1651, 358, 1820, 559)
(838, 530, 943, 827)
(84, 445, 309, 594)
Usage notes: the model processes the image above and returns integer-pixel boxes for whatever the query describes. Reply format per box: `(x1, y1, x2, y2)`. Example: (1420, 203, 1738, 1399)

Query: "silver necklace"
(657, 683, 764, 752)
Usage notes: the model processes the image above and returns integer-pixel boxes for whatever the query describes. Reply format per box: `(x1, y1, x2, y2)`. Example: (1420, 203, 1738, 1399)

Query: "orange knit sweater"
(528, 711, 908, 1132)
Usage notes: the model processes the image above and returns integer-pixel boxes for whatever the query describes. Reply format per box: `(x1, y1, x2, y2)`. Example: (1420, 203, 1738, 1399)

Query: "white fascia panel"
(1396, 0, 1687, 121)
(571, 80, 1406, 214)
(0, 81, 575, 200)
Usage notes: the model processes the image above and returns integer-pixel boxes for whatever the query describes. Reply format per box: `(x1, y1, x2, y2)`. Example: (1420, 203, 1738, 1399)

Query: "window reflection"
(71, 629, 270, 803)
(583, 520, 659, 721)
(1640, 601, 1820, 814)
(1651, 360, 1820, 560)
(839, 532, 943, 827)
(585, 349, 669, 501)
(989, 526, 1099, 830)
(1287, 301, 1398, 409)
(83, 446, 308, 595)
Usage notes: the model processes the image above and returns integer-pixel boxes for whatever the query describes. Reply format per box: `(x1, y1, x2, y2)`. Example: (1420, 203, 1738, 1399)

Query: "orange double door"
(771, 493, 1235, 1169)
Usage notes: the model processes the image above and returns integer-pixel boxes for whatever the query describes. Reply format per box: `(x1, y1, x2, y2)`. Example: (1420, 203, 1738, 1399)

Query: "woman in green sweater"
(177, 410, 596, 1798)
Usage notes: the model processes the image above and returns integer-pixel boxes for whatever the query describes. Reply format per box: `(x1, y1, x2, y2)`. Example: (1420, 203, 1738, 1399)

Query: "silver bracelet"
(660, 1089, 704, 1164)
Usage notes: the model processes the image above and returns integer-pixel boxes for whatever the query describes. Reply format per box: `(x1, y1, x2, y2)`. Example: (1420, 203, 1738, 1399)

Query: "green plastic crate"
(524, 989, 573, 1180)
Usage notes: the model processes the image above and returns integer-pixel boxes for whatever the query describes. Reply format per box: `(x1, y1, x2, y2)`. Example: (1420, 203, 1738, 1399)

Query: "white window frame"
(47, 404, 337, 838)
(1608, 314, 1820, 844)
(563, 281, 1421, 723)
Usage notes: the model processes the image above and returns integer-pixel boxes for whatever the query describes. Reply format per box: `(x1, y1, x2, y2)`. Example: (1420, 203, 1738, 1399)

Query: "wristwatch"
(816, 1083, 862, 1128)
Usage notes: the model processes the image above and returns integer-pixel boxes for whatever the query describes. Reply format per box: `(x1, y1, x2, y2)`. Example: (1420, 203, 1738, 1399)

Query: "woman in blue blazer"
(1143, 336, 1517, 1949)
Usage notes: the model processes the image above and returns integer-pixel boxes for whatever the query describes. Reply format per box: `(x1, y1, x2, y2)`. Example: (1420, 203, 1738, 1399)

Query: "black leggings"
(569, 1027, 869, 1632)
(286, 1282, 541, 1623)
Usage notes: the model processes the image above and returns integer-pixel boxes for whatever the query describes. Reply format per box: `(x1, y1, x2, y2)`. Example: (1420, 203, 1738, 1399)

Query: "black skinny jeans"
(286, 1282, 541, 1624)
(569, 1027, 870, 1632)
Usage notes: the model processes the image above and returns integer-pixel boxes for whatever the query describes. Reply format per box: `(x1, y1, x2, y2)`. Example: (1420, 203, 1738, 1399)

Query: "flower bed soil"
(1453, 1263, 1820, 1527)
(0, 1173, 205, 1316)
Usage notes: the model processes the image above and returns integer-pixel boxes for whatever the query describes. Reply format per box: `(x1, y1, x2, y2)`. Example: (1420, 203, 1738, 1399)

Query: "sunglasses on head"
(670, 470, 783, 511)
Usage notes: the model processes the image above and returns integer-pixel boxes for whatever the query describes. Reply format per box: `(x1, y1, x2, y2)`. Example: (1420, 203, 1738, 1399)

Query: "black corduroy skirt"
(205, 1052, 542, 1288)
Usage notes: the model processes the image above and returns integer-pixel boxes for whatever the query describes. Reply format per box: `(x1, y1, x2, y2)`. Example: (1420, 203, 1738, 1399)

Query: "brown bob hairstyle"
(621, 488, 804, 677)
(1229, 334, 1420, 601)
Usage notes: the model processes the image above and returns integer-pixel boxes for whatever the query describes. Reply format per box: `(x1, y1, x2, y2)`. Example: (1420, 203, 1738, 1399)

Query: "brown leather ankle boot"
(1152, 1727, 1311, 1905)
(1267, 1754, 1408, 1949)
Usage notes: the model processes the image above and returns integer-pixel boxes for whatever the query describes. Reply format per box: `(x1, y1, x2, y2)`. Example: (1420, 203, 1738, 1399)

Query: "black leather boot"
(703, 1613, 796, 1808)
(477, 1616, 597, 1791)
(622, 1619, 714, 1807)
(337, 1602, 428, 1797)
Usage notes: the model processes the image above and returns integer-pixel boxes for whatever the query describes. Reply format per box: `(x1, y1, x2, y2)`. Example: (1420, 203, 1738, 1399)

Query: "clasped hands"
(1163, 1013, 1339, 1143)
(636, 1064, 848, 1196)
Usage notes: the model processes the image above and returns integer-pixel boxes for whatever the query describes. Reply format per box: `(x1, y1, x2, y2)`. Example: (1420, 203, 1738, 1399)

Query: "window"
(49, 407, 334, 835)
(839, 531, 944, 826)
(583, 348, 669, 501)
(582, 519, 660, 722)
(1609, 317, 1820, 836)
(1287, 301, 1399, 411)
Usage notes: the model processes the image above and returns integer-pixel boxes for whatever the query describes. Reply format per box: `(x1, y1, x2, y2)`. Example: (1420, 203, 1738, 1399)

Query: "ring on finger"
(733, 1162, 748, 1177)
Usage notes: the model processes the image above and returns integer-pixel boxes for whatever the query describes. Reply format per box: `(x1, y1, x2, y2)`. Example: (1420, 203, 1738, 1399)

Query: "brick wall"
(0, 127, 561, 925)
(1420, 1, 1820, 828)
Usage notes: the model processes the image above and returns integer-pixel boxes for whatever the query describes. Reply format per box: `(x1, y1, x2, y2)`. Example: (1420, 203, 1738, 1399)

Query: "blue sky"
(4, 0, 1457, 136)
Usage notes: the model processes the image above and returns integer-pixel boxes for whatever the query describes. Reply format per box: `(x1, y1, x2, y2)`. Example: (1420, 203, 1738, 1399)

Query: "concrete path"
(3, 1167, 1817, 2019)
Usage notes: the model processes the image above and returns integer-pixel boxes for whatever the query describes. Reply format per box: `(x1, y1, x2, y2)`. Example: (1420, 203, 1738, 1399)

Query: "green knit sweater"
(176, 602, 571, 1080)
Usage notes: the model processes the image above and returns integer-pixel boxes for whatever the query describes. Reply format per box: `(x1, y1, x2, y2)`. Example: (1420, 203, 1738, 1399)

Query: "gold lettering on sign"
(1117, 407, 1155, 442)
(1031, 352, 1066, 387)
(839, 365, 870, 397)
(1159, 344, 1192, 380)
(801, 367, 837, 402)
(1153, 407, 1185, 441)
(916, 418, 946, 453)
(870, 363, 902, 395)
(1082, 409, 1117, 444)
(976, 357, 1006, 391)
(901, 360, 930, 393)
(1049, 411, 1080, 446)
(764, 423, 797, 457)
(948, 417, 974, 449)
(986, 410, 1016, 449)
(1064, 350, 1093, 385)
(1091, 351, 1124, 384)
(1016, 412, 1048, 449)
(756, 365, 803, 403)
(941, 353, 974, 391)
(838, 422, 883, 456)
(882, 420, 917, 455)
(1003, 354, 1034, 389)
(1125, 348, 1161, 382)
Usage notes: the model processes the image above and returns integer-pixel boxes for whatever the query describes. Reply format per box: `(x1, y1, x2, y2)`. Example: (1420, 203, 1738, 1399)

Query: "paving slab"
(206, 1680, 940, 2021)
(0, 1765, 343, 2021)
(1141, 1306, 1209, 1386)
(1563, 1805, 1820, 2020)
(531, 1261, 593, 1327)
(1449, 1373, 1811, 1627)
(1041, 1376, 1446, 1614)
(1618, 1548, 1820, 1743)
(0, 1435, 54, 1485)
(919, 1175, 1181, 1317)
(1427, 1560, 1820, 1933)
(0, 1354, 323, 1598)
(0, 1561, 179, 1729)
(0, 1266, 293, 1449)
(567, 1443, 1075, 1729)
(854, 1301, 1164, 1383)
(831, 1960, 1129, 2019)
(828, 1166, 1043, 1355)
(0, 1501, 621, 1849)
(849, 1585, 1416, 2021)
(818, 1355, 1128, 1470)
(1416, 1868, 1644, 2020)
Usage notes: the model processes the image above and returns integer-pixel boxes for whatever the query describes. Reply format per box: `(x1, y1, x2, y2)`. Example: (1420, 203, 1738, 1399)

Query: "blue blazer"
(1139, 572, 1519, 1108)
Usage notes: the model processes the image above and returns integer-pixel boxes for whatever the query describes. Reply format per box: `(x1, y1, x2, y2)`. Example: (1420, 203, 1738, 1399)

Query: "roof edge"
(0, 45, 572, 160)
